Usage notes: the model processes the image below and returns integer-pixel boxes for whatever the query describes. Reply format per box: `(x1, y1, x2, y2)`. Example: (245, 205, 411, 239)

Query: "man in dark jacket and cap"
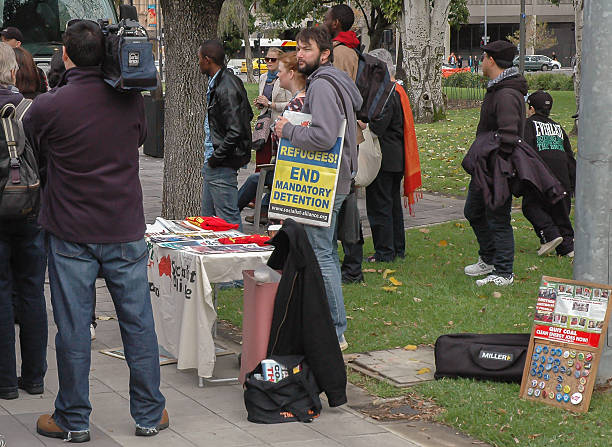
(464, 40, 528, 286)
(522, 90, 576, 257)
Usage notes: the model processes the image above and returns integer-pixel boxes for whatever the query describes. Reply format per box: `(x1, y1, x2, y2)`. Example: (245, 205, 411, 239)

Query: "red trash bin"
(239, 269, 279, 384)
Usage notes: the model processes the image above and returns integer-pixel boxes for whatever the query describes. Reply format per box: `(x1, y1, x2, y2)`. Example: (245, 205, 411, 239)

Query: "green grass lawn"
(215, 212, 603, 446)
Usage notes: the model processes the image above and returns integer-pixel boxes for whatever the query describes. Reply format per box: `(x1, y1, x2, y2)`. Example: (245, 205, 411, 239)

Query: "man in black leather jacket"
(199, 40, 252, 229)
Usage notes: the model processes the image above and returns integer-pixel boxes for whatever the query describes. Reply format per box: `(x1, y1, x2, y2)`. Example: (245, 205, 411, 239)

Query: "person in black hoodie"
(463, 40, 528, 287)
(522, 90, 576, 257)
(366, 48, 405, 262)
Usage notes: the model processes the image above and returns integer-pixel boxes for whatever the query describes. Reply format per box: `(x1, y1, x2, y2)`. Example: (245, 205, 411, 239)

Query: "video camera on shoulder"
(98, 5, 158, 92)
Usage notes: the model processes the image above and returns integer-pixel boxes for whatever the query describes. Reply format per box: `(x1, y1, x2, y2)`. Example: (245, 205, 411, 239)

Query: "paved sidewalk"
(0, 152, 486, 447)
(139, 152, 467, 234)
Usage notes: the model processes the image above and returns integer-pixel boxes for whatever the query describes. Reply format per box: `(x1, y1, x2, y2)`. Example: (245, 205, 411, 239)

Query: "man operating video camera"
(23, 19, 168, 442)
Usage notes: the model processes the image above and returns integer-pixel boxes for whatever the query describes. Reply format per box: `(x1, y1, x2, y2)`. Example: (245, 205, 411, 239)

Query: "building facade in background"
(451, 0, 575, 67)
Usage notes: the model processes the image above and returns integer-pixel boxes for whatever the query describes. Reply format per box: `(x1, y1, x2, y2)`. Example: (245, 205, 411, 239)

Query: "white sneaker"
(339, 334, 348, 351)
(538, 236, 563, 256)
(476, 274, 514, 287)
(464, 257, 494, 276)
(565, 251, 574, 258)
(90, 324, 96, 340)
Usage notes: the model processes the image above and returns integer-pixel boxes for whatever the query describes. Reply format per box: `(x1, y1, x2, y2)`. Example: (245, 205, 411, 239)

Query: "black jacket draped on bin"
(462, 131, 567, 210)
(266, 219, 347, 407)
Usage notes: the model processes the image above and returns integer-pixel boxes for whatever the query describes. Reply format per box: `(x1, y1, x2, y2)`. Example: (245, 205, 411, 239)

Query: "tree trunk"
(160, 0, 224, 219)
(245, 37, 255, 83)
(571, 0, 583, 135)
(526, 15, 536, 55)
(399, 0, 451, 123)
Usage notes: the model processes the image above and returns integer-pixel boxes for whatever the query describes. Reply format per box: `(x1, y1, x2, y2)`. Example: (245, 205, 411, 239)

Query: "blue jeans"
(237, 171, 273, 211)
(47, 234, 165, 432)
(201, 164, 242, 231)
(0, 218, 47, 394)
(304, 194, 348, 339)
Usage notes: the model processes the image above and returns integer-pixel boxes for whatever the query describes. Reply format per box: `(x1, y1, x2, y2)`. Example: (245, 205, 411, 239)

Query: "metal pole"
(484, 0, 488, 45)
(155, 0, 161, 71)
(519, 0, 526, 74)
(573, 0, 612, 384)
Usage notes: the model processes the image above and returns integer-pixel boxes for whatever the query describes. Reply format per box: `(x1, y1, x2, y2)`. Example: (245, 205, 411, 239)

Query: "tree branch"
(355, 0, 372, 32)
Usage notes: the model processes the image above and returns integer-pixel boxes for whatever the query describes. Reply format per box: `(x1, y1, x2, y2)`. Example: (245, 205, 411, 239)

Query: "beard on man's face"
(298, 58, 319, 76)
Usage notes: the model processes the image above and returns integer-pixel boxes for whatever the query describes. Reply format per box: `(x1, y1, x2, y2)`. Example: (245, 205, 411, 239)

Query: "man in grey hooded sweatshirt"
(274, 26, 362, 351)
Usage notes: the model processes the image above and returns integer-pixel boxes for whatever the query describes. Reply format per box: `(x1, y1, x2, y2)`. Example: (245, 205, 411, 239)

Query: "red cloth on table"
(218, 235, 271, 246)
(185, 216, 239, 231)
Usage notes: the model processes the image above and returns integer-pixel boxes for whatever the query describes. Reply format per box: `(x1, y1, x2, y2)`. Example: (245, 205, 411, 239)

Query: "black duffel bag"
(434, 333, 530, 383)
(244, 355, 322, 424)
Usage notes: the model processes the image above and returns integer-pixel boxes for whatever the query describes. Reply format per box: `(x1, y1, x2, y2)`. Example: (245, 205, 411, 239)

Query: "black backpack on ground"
(0, 99, 40, 219)
(339, 45, 395, 123)
(244, 355, 322, 424)
(434, 333, 530, 383)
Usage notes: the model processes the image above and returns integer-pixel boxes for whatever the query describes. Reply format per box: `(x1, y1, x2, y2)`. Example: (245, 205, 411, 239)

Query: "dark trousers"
(365, 170, 405, 261)
(341, 226, 364, 282)
(522, 192, 574, 255)
(464, 180, 514, 275)
(0, 218, 48, 393)
(337, 186, 363, 282)
(237, 170, 273, 211)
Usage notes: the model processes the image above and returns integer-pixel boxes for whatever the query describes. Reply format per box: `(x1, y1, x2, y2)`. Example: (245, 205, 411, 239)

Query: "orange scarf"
(395, 83, 422, 215)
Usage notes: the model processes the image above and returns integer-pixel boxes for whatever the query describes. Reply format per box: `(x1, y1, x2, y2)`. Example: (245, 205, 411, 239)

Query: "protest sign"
(520, 276, 612, 413)
(268, 111, 345, 227)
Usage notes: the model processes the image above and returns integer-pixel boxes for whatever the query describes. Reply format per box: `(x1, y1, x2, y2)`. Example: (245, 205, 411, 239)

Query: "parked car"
(513, 55, 561, 71)
(241, 58, 267, 76)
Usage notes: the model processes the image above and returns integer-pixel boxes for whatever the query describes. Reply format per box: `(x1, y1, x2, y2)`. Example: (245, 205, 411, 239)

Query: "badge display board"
(519, 276, 612, 412)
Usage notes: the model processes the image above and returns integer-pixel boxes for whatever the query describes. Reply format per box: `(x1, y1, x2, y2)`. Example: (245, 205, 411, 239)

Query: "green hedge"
(524, 73, 574, 91)
(442, 72, 574, 91)
(442, 72, 486, 88)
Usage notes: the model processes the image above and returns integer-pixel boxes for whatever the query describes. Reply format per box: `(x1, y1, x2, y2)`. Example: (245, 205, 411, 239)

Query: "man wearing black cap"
(463, 40, 528, 286)
(522, 90, 576, 257)
(1, 27, 23, 47)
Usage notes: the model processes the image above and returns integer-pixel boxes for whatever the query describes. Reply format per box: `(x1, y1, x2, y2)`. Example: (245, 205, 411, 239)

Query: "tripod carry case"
(434, 333, 530, 383)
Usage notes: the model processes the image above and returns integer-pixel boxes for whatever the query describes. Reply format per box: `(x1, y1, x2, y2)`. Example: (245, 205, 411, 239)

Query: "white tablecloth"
(147, 242, 271, 378)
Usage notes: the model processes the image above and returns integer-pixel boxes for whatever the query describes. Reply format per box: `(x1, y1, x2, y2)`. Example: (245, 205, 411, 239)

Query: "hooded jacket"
(266, 219, 347, 407)
(462, 131, 567, 210)
(332, 31, 360, 82)
(524, 113, 576, 194)
(369, 89, 404, 173)
(476, 69, 529, 153)
(281, 63, 363, 195)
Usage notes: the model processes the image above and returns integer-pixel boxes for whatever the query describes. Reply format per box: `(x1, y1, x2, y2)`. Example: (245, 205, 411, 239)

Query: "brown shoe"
(36, 414, 90, 443)
(135, 409, 169, 436)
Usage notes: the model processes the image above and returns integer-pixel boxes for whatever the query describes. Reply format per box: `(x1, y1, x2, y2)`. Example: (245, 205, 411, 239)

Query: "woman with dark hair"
(13, 47, 42, 99)
(47, 51, 65, 88)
